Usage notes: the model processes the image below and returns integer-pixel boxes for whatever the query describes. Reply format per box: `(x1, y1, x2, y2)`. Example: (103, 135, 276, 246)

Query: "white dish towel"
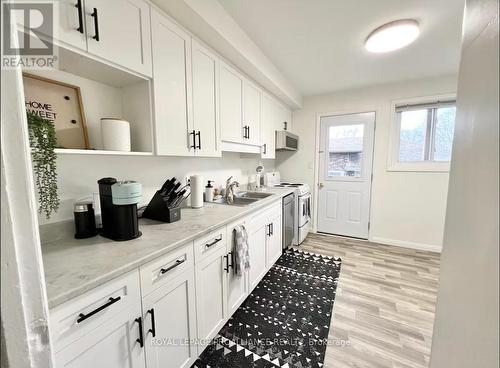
(233, 225, 250, 276)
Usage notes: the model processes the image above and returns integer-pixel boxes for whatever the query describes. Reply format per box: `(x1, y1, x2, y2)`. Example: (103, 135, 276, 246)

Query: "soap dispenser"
(205, 180, 214, 202)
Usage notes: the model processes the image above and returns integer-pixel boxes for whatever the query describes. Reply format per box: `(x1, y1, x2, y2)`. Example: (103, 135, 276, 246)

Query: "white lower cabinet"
(195, 245, 227, 348)
(226, 218, 249, 315)
(247, 216, 269, 290)
(52, 200, 284, 368)
(247, 202, 283, 289)
(142, 271, 197, 368)
(267, 213, 283, 267)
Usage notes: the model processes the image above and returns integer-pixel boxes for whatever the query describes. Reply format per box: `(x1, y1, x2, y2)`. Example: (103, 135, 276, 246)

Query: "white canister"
(101, 118, 131, 151)
(190, 175, 204, 208)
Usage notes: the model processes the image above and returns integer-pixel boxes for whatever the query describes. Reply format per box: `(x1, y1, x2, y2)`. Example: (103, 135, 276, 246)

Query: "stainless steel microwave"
(276, 131, 298, 151)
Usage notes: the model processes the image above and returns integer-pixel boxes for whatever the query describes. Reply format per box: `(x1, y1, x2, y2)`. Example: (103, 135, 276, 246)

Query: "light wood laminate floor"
(296, 233, 441, 368)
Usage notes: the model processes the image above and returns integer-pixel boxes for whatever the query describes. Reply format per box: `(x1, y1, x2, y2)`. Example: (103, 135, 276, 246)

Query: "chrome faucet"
(225, 176, 240, 204)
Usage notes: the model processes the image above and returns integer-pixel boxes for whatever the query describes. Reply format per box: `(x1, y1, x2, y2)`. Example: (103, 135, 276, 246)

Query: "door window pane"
(433, 107, 456, 161)
(328, 124, 364, 177)
(398, 109, 428, 161)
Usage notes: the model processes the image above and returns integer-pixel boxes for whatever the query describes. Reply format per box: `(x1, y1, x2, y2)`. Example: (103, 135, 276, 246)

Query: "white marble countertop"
(41, 187, 294, 309)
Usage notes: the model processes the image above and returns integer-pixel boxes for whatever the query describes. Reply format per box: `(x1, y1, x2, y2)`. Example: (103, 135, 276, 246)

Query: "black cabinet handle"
(75, 0, 84, 33)
(228, 251, 234, 270)
(205, 236, 222, 249)
(76, 296, 121, 323)
(189, 130, 196, 149)
(196, 131, 201, 150)
(263, 143, 267, 154)
(148, 308, 156, 337)
(135, 317, 144, 348)
(90, 8, 99, 41)
(160, 258, 185, 275)
(224, 254, 229, 273)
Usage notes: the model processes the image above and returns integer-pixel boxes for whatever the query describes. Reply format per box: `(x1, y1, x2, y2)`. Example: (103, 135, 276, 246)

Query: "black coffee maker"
(98, 177, 142, 241)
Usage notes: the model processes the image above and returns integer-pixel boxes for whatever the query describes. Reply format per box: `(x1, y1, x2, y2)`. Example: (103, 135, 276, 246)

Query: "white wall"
(39, 152, 272, 225)
(276, 75, 458, 251)
(429, 0, 499, 366)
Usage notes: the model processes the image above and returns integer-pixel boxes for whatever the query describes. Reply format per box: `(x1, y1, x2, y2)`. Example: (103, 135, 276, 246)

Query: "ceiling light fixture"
(365, 19, 420, 53)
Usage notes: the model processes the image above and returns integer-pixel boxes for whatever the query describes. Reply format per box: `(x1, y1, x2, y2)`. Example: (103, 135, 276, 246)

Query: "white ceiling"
(217, 0, 464, 96)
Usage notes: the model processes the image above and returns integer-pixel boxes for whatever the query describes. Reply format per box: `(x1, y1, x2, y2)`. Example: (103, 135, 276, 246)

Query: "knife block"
(142, 191, 181, 223)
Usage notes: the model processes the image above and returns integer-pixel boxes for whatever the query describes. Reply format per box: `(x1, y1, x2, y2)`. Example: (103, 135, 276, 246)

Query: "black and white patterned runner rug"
(192, 247, 342, 368)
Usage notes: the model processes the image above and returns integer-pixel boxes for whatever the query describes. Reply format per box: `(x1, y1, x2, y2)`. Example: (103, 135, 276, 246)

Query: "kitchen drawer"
(139, 242, 194, 297)
(50, 270, 141, 353)
(194, 227, 226, 264)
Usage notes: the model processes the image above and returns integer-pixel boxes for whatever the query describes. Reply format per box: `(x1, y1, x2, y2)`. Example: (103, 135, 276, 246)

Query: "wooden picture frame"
(23, 73, 90, 149)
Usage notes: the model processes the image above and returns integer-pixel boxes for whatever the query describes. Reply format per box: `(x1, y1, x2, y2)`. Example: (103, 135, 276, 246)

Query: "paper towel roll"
(101, 118, 131, 151)
(190, 175, 204, 208)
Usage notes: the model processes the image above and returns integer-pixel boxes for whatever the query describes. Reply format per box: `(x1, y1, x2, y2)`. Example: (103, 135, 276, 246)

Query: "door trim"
(313, 110, 377, 238)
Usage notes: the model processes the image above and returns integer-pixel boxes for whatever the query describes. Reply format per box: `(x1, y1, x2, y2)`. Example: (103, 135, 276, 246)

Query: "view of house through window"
(328, 124, 364, 177)
(397, 102, 456, 162)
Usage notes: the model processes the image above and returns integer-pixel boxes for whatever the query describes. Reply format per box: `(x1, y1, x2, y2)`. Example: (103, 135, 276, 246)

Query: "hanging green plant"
(26, 110, 60, 218)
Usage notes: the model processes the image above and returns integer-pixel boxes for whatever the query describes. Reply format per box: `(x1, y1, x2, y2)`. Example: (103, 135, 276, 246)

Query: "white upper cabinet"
(261, 94, 277, 159)
(243, 80, 261, 146)
(191, 40, 221, 157)
(55, 0, 88, 51)
(84, 0, 152, 76)
(151, 10, 193, 156)
(219, 62, 244, 144)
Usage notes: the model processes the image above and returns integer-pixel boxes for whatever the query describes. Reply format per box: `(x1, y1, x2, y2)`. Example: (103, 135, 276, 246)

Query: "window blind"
(395, 100, 456, 113)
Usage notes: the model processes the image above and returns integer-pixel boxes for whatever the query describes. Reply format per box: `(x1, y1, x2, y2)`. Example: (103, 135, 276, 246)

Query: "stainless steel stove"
(264, 172, 311, 246)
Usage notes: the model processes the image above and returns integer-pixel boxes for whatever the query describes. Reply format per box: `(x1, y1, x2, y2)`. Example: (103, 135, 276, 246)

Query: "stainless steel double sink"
(212, 191, 274, 206)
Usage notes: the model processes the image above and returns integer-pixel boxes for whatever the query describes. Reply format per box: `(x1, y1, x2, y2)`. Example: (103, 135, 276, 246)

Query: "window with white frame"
(395, 100, 456, 165)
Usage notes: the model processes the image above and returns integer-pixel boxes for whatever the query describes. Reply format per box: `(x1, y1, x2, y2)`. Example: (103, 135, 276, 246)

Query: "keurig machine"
(98, 177, 142, 241)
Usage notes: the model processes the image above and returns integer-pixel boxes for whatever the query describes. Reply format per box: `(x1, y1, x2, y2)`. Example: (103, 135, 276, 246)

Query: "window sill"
(387, 161, 450, 172)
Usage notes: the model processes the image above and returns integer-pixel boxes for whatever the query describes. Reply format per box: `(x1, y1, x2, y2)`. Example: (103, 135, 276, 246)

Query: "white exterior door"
(317, 112, 375, 239)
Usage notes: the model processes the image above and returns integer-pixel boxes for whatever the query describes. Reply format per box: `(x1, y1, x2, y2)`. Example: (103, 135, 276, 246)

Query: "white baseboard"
(370, 236, 442, 253)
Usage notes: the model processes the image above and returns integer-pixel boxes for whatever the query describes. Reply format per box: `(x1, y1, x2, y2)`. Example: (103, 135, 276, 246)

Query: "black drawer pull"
(148, 308, 156, 337)
(91, 8, 99, 41)
(160, 258, 185, 275)
(205, 236, 222, 249)
(135, 316, 144, 348)
(75, 0, 84, 33)
(263, 143, 267, 154)
(76, 296, 121, 323)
